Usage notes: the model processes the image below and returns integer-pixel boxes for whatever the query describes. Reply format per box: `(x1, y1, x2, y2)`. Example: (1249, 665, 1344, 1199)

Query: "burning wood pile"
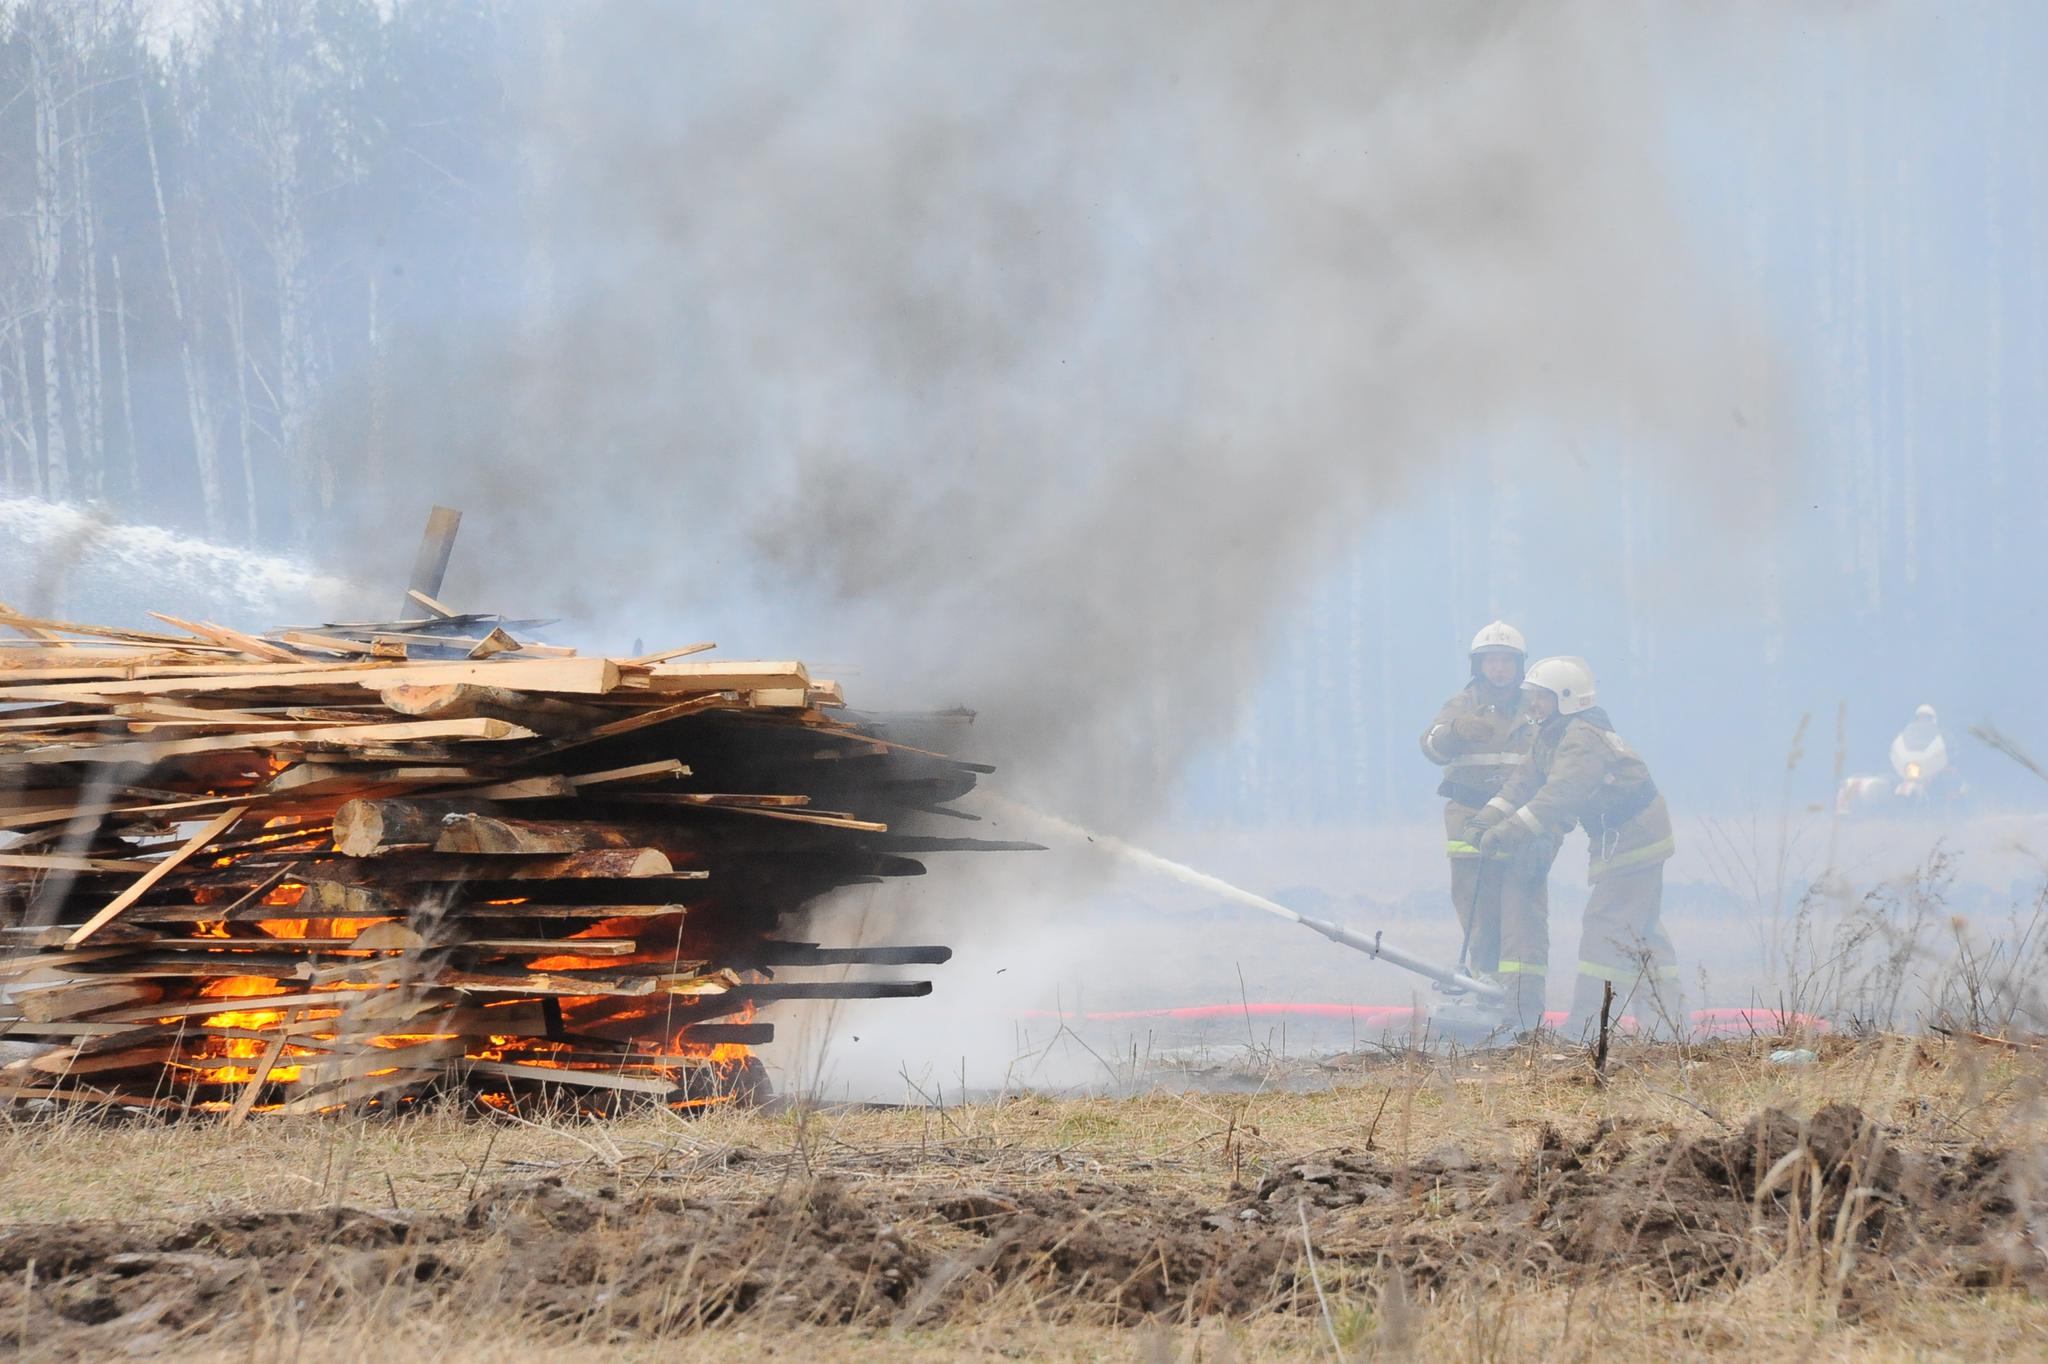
(0, 603, 1020, 1117)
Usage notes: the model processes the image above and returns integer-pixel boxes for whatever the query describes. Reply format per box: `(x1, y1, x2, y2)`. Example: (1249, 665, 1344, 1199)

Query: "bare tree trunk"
(110, 252, 141, 499)
(226, 269, 260, 541)
(0, 312, 16, 493)
(365, 271, 385, 496)
(139, 71, 226, 533)
(5, 317, 34, 491)
(270, 102, 323, 531)
(29, 19, 71, 500)
(72, 126, 106, 498)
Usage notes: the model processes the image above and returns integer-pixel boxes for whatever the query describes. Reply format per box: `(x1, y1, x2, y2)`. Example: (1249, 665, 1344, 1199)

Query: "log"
(433, 815, 635, 856)
(300, 847, 677, 884)
(332, 797, 481, 856)
(378, 682, 611, 729)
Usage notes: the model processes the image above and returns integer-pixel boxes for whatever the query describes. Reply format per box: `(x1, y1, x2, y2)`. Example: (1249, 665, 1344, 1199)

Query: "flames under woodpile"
(0, 606, 1028, 1118)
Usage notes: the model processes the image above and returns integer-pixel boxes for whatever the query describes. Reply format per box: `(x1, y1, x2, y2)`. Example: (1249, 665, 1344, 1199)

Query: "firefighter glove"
(1478, 820, 1525, 856)
(1451, 715, 1494, 742)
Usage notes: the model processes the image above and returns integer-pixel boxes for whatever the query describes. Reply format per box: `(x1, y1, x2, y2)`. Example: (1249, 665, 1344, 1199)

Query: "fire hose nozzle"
(1294, 914, 1505, 1003)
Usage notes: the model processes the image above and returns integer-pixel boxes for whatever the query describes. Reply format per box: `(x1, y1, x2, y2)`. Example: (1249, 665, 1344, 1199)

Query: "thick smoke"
(327, 0, 1788, 817)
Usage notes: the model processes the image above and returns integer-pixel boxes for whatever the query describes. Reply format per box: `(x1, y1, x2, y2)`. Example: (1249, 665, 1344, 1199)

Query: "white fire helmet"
(1523, 655, 1597, 714)
(1468, 620, 1526, 660)
(1915, 704, 1937, 725)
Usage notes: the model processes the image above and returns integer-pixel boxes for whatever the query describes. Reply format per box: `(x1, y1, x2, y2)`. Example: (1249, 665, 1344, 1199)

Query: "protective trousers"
(1443, 801, 1500, 972)
(1564, 863, 1680, 1035)
(1446, 804, 1556, 1029)
(1494, 835, 1559, 1030)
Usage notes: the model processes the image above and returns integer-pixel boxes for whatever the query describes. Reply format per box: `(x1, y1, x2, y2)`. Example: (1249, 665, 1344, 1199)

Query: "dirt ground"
(0, 1035, 2041, 1361)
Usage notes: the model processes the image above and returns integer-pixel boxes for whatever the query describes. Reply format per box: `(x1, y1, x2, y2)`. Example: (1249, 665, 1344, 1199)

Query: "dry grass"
(0, 1033, 2040, 1361)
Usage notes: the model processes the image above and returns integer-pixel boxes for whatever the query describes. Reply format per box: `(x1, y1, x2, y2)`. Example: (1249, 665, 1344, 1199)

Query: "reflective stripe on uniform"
(1495, 959, 1544, 976)
(1512, 806, 1543, 833)
(1445, 839, 1481, 859)
(1588, 836, 1676, 881)
(1446, 752, 1527, 768)
(1422, 726, 1453, 763)
(1576, 958, 1681, 982)
(1485, 795, 1515, 816)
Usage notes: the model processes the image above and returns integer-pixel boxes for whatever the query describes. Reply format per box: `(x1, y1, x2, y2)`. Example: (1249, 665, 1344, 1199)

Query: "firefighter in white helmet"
(1465, 657, 1679, 1034)
(1419, 622, 1556, 1027)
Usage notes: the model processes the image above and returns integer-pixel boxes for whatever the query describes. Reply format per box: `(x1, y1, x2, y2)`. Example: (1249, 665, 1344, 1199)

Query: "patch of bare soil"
(0, 1104, 2036, 1353)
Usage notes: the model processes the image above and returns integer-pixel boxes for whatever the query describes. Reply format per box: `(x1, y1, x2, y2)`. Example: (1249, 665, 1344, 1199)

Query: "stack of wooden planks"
(0, 606, 1027, 1117)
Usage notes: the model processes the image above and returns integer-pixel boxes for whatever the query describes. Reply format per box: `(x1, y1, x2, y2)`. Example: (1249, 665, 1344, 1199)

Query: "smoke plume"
(326, 1, 1789, 817)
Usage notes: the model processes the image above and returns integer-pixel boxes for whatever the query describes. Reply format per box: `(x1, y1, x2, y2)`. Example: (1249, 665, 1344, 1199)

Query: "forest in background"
(0, 0, 515, 540)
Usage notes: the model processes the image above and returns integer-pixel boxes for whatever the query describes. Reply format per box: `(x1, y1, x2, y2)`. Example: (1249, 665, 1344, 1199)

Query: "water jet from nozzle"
(975, 794, 1501, 1002)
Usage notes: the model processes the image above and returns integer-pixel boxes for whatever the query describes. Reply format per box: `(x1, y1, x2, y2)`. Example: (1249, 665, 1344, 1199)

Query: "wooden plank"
(444, 902, 689, 920)
(0, 1085, 188, 1109)
(439, 969, 655, 997)
(466, 627, 521, 660)
(628, 660, 808, 694)
(64, 804, 250, 946)
(268, 763, 477, 796)
(274, 631, 374, 656)
(627, 641, 715, 665)
(95, 986, 395, 1023)
(406, 588, 458, 620)
(547, 696, 731, 750)
(0, 603, 68, 643)
(651, 802, 889, 833)
(148, 612, 304, 664)
(460, 1058, 675, 1094)
(0, 656, 624, 703)
(5, 717, 539, 766)
(458, 938, 637, 957)
(400, 505, 463, 618)
(739, 981, 933, 1001)
(455, 774, 576, 801)
(0, 609, 227, 648)
(567, 758, 687, 787)
(0, 946, 133, 976)
(19, 981, 166, 1021)
(0, 793, 257, 832)
(0, 853, 155, 873)
(227, 1008, 299, 1127)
